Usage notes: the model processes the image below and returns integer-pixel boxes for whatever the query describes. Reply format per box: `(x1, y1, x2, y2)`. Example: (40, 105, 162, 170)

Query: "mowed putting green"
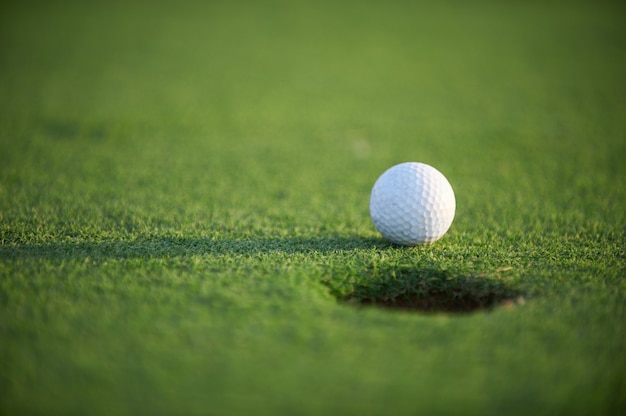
(1, 1, 625, 415)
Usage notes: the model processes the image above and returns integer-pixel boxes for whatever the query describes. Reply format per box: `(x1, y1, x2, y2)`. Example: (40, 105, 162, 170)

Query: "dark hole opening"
(345, 266, 524, 314)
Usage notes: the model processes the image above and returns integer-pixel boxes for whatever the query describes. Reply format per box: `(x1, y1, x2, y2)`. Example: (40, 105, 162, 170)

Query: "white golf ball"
(369, 162, 456, 246)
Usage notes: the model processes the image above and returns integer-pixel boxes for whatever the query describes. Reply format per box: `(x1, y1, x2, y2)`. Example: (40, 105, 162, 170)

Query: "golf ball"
(369, 162, 456, 246)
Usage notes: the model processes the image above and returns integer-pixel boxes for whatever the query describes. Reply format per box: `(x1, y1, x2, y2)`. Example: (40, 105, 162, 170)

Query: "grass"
(1, 0, 625, 415)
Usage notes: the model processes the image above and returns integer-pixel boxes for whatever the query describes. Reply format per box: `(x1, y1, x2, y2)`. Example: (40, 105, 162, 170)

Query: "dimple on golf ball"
(369, 162, 456, 246)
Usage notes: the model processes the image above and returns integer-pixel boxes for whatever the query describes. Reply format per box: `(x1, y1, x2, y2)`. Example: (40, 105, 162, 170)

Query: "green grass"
(1, 0, 625, 414)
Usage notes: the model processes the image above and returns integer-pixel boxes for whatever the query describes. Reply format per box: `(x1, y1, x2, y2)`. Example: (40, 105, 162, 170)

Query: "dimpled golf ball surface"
(370, 162, 456, 246)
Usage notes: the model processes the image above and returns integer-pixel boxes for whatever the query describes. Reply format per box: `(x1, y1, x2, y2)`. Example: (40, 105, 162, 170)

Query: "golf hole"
(344, 266, 524, 314)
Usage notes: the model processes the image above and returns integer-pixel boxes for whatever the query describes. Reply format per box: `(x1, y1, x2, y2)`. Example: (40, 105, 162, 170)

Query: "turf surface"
(1, 1, 625, 415)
